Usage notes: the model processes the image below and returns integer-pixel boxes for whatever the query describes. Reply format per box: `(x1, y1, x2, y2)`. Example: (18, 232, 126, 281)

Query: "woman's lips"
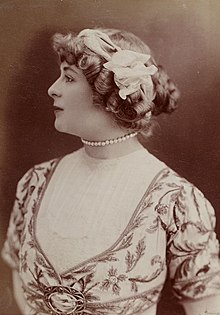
(53, 105, 64, 112)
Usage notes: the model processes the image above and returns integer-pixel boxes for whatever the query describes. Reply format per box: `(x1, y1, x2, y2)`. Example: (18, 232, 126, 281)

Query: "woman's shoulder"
(19, 157, 59, 184)
(15, 149, 81, 192)
(22, 148, 83, 179)
(157, 165, 208, 204)
(147, 154, 202, 194)
(147, 160, 216, 236)
(145, 154, 216, 220)
(154, 165, 193, 189)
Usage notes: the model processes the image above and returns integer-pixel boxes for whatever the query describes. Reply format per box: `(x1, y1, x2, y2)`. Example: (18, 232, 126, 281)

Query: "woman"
(2, 28, 220, 315)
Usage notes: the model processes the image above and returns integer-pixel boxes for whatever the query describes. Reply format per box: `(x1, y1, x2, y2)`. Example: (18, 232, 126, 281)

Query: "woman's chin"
(54, 121, 79, 137)
(54, 120, 66, 133)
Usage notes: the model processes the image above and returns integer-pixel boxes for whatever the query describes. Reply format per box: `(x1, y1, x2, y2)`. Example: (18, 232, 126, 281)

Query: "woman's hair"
(52, 28, 180, 135)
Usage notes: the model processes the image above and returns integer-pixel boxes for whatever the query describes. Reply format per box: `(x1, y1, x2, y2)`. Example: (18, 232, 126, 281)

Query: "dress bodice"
(2, 148, 220, 315)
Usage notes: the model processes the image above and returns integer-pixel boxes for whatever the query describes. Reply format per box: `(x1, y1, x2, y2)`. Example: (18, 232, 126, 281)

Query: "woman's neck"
(83, 136, 143, 159)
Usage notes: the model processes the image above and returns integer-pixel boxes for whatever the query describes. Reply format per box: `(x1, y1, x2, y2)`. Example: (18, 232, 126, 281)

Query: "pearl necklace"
(81, 132, 138, 147)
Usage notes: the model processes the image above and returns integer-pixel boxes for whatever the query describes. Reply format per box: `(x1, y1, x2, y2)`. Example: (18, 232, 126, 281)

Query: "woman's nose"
(48, 78, 61, 98)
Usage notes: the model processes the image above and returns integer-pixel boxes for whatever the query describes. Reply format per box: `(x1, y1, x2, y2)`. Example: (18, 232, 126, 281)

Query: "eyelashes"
(65, 75, 74, 82)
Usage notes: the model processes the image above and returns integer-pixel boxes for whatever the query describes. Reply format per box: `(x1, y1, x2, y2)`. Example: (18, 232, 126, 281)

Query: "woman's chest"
(34, 160, 165, 272)
(18, 164, 171, 315)
(20, 193, 168, 315)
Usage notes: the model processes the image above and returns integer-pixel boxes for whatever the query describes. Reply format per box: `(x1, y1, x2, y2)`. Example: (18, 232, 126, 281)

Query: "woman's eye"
(65, 75, 74, 82)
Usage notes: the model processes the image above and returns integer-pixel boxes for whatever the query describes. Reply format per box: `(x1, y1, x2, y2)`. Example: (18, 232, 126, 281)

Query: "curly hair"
(51, 28, 180, 135)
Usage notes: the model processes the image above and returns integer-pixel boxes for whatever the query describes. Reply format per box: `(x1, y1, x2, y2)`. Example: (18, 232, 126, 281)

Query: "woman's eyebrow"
(63, 66, 78, 74)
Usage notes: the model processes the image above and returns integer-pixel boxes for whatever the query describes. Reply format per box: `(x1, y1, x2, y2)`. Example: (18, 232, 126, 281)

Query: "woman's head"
(50, 28, 180, 137)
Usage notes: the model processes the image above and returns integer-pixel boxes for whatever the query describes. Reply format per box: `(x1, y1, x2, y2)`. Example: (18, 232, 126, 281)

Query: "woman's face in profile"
(48, 61, 94, 137)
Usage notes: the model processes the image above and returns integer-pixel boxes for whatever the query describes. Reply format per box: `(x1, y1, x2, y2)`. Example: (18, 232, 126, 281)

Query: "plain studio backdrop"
(0, 1, 220, 314)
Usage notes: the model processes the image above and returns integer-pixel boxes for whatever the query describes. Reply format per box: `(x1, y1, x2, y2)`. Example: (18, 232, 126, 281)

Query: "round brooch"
(44, 286, 85, 314)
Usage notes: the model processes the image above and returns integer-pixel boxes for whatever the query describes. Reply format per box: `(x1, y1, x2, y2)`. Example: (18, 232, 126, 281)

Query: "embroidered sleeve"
(1, 167, 34, 270)
(167, 182, 220, 301)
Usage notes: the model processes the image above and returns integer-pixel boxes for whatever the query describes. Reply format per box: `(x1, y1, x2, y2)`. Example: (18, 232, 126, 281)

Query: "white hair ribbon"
(78, 29, 120, 61)
(77, 29, 158, 100)
(104, 50, 157, 100)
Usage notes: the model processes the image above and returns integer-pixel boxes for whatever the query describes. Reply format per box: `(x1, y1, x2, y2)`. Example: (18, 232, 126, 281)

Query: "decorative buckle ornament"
(44, 286, 85, 314)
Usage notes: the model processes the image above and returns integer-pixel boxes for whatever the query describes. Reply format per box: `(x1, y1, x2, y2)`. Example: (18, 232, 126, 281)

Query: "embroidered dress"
(2, 148, 220, 315)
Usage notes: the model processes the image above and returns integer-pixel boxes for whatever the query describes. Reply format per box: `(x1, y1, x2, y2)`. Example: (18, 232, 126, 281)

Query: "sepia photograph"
(0, 1, 220, 314)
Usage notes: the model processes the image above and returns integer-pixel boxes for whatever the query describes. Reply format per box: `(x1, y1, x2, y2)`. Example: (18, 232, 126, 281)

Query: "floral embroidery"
(100, 267, 127, 295)
(155, 203, 169, 215)
(2, 158, 220, 315)
(128, 255, 165, 293)
(125, 237, 146, 272)
(24, 262, 100, 314)
(114, 233, 134, 251)
(20, 250, 28, 272)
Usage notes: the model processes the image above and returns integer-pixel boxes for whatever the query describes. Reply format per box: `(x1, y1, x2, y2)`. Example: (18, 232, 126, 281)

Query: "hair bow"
(78, 29, 120, 61)
(104, 50, 157, 100)
(77, 29, 158, 101)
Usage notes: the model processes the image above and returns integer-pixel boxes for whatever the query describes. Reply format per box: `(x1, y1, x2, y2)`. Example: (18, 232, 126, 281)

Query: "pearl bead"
(81, 132, 138, 147)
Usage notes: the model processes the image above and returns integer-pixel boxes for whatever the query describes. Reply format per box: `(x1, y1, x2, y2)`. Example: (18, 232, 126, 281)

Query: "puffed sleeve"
(167, 181, 220, 301)
(1, 167, 34, 270)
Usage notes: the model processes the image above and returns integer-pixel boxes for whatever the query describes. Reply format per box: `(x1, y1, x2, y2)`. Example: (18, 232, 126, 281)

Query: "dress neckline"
(32, 156, 168, 278)
(80, 146, 152, 167)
